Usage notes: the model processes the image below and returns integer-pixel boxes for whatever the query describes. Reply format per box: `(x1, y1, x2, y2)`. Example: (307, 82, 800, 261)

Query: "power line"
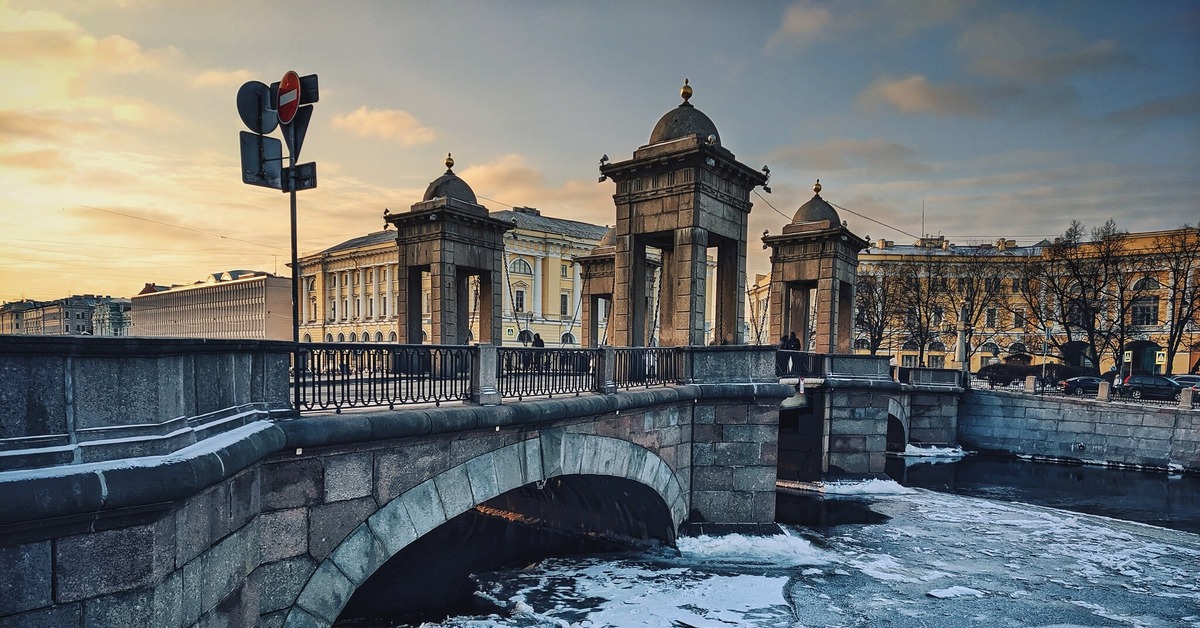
(828, 201, 920, 240)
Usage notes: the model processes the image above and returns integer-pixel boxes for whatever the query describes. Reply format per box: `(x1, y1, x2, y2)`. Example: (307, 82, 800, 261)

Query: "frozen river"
(388, 477, 1200, 628)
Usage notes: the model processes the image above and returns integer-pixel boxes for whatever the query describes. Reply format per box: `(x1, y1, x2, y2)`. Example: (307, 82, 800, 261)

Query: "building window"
(560, 293, 569, 316)
(375, 331, 383, 342)
(389, 331, 397, 342)
(368, 297, 373, 318)
(509, 258, 532, 275)
(342, 298, 349, 319)
(928, 355, 945, 368)
(325, 333, 334, 342)
(986, 307, 998, 328)
(514, 289, 526, 312)
(561, 264, 569, 278)
(423, 292, 430, 314)
(985, 277, 1003, 292)
(1133, 276, 1160, 291)
(381, 296, 388, 317)
(902, 355, 919, 368)
(1013, 308, 1026, 328)
(561, 332, 576, 344)
(1132, 297, 1158, 326)
(853, 338, 870, 350)
(337, 333, 345, 342)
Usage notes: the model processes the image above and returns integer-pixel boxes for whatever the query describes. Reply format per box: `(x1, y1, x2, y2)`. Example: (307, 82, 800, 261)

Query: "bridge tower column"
(386, 154, 514, 345)
(600, 80, 767, 347)
(763, 181, 869, 353)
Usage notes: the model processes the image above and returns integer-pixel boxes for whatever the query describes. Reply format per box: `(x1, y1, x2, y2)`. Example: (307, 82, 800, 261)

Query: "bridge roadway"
(0, 338, 794, 627)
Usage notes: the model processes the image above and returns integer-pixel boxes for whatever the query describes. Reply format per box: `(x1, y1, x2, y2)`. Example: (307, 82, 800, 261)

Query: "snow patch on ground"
(821, 478, 916, 495)
(898, 444, 967, 458)
(926, 586, 985, 599)
(677, 529, 827, 567)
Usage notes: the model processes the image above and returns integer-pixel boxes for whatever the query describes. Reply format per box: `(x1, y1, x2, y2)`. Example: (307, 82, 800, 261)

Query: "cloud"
(192, 69, 255, 89)
(331, 106, 438, 146)
(769, 138, 932, 176)
(0, 148, 67, 170)
(457, 153, 613, 223)
(764, 2, 833, 50)
(858, 75, 990, 117)
(765, 0, 970, 52)
(958, 12, 1133, 82)
(1102, 92, 1200, 126)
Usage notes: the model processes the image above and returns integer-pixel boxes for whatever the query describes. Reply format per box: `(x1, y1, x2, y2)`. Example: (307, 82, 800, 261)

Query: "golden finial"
(445, 153, 454, 172)
(681, 78, 692, 103)
(814, 179, 822, 195)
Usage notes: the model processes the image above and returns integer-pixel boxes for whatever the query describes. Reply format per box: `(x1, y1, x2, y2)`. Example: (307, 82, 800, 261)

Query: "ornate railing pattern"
(775, 350, 823, 378)
(613, 347, 679, 388)
(293, 344, 472, 412)
(496, 347, 599, 399)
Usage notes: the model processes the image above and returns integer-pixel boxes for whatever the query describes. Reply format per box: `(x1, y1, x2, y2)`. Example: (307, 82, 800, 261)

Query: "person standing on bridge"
(532, 333, 546, 371)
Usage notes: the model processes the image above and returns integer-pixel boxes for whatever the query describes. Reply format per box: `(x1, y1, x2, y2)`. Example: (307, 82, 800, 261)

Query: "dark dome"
(648, 80, 720, 145)
(422, 153, 477, 204)
(791, 180, 840, 225)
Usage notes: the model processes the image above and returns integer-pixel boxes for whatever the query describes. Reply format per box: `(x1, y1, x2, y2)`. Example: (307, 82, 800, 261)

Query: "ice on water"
(414, 486, 1200, 628)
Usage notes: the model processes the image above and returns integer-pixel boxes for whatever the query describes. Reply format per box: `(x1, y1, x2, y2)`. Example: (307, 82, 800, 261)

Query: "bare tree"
(1012, 220, 1130, 370)
(940, 244, 1010, 366)
(854, 269, 904, 355)
(892, 248, 951, 366)
(1151, 226, 1200, 374)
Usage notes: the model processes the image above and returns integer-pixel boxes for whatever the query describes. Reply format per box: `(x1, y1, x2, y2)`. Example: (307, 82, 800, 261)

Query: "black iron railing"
(775, 350, 822, 378)
(293, 343, 472, 412)
(496, 347, 599, 399)
(613, 347, 679, 388)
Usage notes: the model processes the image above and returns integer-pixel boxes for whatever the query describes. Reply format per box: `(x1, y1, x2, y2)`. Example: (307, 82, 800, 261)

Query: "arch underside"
(282, 433, 686, 627)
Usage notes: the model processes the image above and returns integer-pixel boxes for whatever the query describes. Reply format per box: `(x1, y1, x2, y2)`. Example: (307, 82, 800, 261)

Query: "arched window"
(928, 340, 946, 352)
(853, 338, 870, 350)
(348, 332, 357, 342)
(509, 258, 533, 274)
(337, 333, 345, 342)
(561, 332, 576, 345)
(1133, 276, 1160, 291)
(375, 331, 383, 342)
(325, 333, 334, 342)
(901, 339, 919, 351)
(389, 331, 398, 343)
(302, 334, 312, 343)
(1008, 342, 1028, 354)
(980, 341, 1000, 355)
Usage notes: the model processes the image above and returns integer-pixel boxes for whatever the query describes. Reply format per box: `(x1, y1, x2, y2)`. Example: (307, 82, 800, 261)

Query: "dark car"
(1059, 376, 1102, 397)
(1117, 374, 1183, 401)
(1170, 374, 1200, 388)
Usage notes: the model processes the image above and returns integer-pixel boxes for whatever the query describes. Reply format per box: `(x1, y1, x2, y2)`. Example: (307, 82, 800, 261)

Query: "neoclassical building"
(295, 159, 609, 346)
(130, 271, 292, 340)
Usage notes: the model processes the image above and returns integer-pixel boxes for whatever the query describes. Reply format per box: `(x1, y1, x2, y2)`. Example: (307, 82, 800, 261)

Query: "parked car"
(1116, 374, 1183, 401)
(1059, 376, 1102, 397)
(1170, 374, 1200, 388)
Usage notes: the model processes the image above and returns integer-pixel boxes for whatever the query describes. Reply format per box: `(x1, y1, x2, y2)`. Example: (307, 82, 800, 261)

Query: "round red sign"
(277, 71, 300, 125)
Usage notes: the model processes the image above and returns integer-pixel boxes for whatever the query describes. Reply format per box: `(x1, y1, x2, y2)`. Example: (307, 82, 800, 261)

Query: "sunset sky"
(1, 1, 1197, 303)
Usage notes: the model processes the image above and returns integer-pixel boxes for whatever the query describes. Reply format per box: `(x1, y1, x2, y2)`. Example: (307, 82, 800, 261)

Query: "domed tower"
(761, 180, 869, 353)
(599, 80, 768, 346)
(383, 154, 514, 345)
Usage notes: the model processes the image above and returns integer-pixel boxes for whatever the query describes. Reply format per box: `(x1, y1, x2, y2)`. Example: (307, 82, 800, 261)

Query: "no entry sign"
(277, 70, 300, 125)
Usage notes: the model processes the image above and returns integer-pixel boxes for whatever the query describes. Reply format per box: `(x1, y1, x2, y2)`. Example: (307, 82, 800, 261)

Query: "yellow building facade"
(296, 207, 609, 347)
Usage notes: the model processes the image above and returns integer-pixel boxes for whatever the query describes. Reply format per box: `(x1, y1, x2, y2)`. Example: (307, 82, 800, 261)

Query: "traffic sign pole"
(288, 121, 300, 413)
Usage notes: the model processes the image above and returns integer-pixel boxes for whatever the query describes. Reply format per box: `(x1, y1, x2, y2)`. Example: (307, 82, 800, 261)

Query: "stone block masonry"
(959, 390, 1200, 472)
(0, 382, 788, 627)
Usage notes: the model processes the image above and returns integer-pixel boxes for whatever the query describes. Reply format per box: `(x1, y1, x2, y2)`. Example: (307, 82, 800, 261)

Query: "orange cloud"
(858, 75, 987, 117)
(331, 106, 438, 146)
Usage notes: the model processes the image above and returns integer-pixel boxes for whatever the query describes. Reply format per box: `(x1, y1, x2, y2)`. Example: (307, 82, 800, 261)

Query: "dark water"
(886, 453, 1200, 534)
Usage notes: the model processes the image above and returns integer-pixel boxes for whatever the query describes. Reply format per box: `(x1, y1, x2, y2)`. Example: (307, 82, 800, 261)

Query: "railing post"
(1024, 375, 1037, 393)
(675, 346, 693, 384)
(1098, 380, 1111, 401)
(595, 347, 616, 394)
(471, 345, 501, 406)
(1180, 387, 1194, 409)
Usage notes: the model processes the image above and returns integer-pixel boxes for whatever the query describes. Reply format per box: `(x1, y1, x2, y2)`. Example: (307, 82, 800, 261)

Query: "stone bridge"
(0, 337, 790, 627)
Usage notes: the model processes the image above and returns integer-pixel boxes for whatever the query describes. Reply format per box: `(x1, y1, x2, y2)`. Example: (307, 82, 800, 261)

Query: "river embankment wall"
(958, 389, 1200, 473)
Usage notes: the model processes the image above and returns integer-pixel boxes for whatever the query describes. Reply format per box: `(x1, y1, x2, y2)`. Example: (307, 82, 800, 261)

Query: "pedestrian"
(786, 331, 801, 351)
(532, 333, 545, 371)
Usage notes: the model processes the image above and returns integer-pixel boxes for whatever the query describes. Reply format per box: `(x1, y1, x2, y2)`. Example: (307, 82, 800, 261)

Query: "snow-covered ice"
(405, 487, 1200, 628)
